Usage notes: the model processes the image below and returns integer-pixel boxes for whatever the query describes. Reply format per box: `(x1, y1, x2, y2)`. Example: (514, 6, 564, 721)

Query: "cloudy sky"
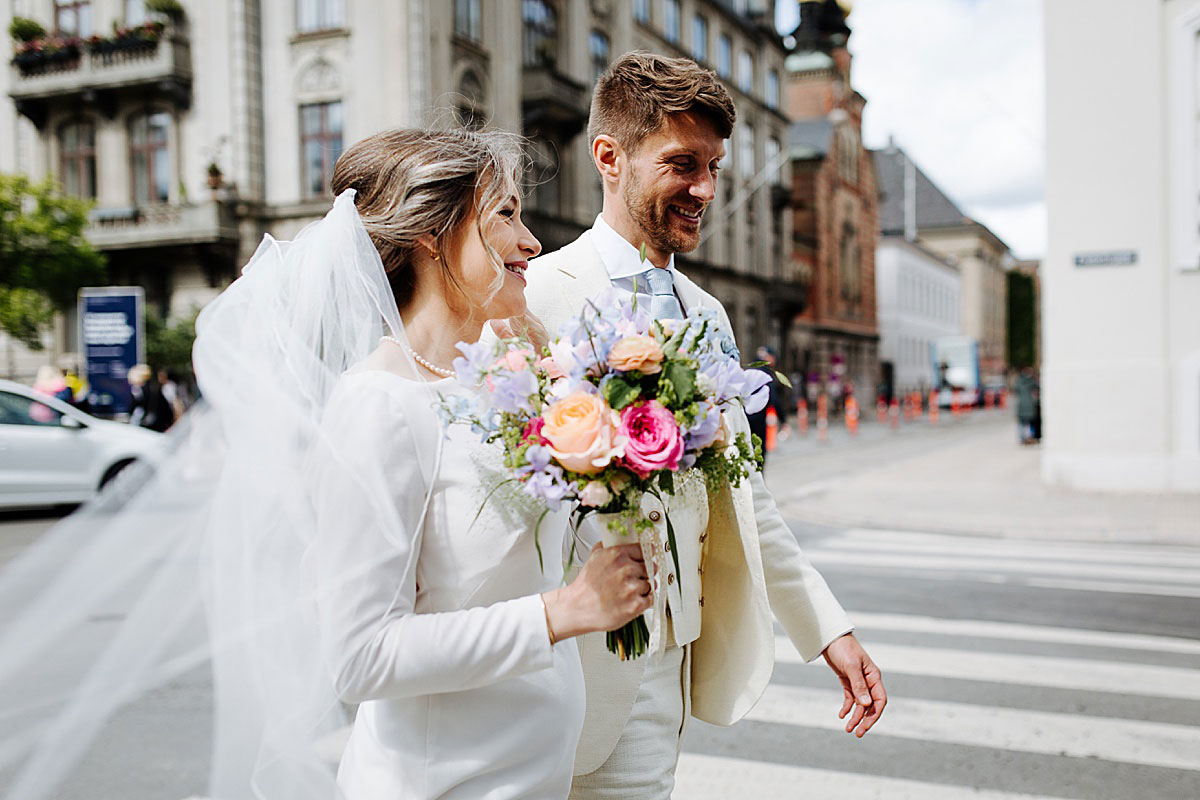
(776, 0, 1046, 259)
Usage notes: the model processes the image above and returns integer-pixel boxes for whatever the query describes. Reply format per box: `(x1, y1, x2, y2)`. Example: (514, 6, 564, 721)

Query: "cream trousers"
(569, 644, 691, 800)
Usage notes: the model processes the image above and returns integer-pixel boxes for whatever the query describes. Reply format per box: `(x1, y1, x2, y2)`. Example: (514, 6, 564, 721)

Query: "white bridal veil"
(0, 190, 439, 799)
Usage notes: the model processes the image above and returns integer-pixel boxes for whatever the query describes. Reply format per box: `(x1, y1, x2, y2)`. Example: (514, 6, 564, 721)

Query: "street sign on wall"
(79, 287, 144, 416)
(1073, 250, 1138, 267)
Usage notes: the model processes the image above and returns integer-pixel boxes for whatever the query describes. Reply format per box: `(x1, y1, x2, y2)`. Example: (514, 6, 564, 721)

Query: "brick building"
(782, 0, 880, 404)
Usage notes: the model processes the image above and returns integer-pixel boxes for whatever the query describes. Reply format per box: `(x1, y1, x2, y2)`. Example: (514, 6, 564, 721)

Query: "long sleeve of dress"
(310, 377, 553, 705)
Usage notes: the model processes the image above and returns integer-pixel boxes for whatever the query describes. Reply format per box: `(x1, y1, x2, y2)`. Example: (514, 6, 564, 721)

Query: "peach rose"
(497, 348, 532, 371)
(607, 335, 665, 374)
(541, 391, 625, 474)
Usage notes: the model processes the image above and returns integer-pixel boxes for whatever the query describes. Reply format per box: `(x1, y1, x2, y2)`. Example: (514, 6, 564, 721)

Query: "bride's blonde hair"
(331, 127, 527, 310)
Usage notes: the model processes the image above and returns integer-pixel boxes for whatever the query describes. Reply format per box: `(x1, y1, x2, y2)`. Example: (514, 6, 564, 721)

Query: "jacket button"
(664, 539, 671, 552)
(648, 510, 662, 522)
(667, 573, 675, 585)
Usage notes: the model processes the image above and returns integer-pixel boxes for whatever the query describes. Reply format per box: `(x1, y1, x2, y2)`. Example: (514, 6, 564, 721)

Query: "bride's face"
(452, 192, 541, 321)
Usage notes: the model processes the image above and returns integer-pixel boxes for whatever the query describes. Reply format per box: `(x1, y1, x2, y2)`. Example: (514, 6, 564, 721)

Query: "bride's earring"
(428, 246, 440, 262)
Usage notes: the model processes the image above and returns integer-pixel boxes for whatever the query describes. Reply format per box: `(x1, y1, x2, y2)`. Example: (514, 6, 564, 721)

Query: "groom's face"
(621, 111, 725, 257)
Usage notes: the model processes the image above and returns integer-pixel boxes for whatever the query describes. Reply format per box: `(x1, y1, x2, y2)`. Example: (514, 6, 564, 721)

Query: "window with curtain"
(55, 1, 93, 36)
(663, 0, 680, 44)
(738, 124, 755, 180)
(634, 0, 650, 24)
(456, 70, 487, 130)
(765, 135, 781, 184)
(60, 120, 96, 200)
(691, 14, 708, 63)
(523, 0, 558, 67)
(717, 34, 732, 79)
(590, 30, 610, 84)
(737, 49, 753, 94)
(300, 100, 344, 198)
(129, 111, 171, 206)
(766, 69, 780, 110)
(454, 0, 483, 43)
(297, 0, 344, 33)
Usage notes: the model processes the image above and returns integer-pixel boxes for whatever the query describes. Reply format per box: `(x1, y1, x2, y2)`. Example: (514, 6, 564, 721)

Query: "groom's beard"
(622, 168, 705, 256)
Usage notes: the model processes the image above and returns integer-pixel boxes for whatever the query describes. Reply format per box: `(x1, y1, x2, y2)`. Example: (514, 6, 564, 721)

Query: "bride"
(0, 128, 649, 800)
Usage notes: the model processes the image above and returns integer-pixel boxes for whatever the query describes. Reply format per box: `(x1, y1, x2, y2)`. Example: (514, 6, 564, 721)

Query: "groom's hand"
(822, 633, 886, 738)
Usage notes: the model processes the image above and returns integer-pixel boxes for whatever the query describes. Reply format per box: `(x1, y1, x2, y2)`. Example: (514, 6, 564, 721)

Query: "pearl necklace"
(380, 335, 455, 378)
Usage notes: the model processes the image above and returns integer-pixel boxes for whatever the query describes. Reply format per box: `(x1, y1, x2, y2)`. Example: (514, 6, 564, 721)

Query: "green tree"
(0, 174, 106, 348)
(1006, 270, 1037, 369)
(145, 307, 200, 381)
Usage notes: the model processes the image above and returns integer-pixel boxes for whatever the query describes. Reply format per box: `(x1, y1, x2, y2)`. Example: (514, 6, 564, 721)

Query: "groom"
(520, 52, 886, 798)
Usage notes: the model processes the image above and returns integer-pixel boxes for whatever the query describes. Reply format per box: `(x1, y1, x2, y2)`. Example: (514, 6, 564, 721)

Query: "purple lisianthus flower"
(525, 443, 552, 472)
(490, 368, 539, 414)
(524, 464, 570, 511)
(453, 339, 497, 386)
(684, 401, 722, 450)
(741, 368, 773, 415)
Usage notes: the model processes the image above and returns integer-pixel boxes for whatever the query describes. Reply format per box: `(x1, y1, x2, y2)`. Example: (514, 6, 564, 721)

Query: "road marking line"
(777, 637, 1200, 699)
(845, 611, 1200, 655)
(838, 529, 1200, 568)
(746, 684, 1200, 772)
(673, 753, 1064, 800)
(805, 550, 1200, 585)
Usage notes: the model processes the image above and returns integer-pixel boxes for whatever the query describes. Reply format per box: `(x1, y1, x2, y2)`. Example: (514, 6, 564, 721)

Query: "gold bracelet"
(540, 593, 558, 646)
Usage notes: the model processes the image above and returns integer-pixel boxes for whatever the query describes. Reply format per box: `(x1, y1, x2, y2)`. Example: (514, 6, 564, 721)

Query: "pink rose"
(607, 335, 665, 374)
(497, 348, 532, 371)
(618, 400, 684, 478)
(522, 416, 547, 444)
(536, 356, 566, 379)
(541, 391, 626, 475)
(578, 481, 613, 507)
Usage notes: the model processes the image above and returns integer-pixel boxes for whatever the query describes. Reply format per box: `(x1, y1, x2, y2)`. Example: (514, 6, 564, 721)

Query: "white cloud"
(777, 0, 1046, 258)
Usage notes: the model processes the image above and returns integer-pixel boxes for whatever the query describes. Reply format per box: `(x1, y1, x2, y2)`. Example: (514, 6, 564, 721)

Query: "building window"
(738, 124, 755, 179)
(765, 135, 781, 185)
(691, 14, 708, 63)
(717, 34, 732, 79)
(456, 69, 488, 130)
(129, 111, 170, 206)
(590, 30, 610, 84)
(663, 0, 680, 44)
(523, 0, 558, 67)
(55, 1, 93, 36)
(60, 120, 96, 200)
(634, 0, 651, 24)
(766, 69, 780, 110)
(454, 0, 483, 43)
(125, 0, 147, 25)
(297, 0, 343, 33)
(836, 125, 859, 183)
(300, 101, 344, 198)
(738, 49, 754, 94)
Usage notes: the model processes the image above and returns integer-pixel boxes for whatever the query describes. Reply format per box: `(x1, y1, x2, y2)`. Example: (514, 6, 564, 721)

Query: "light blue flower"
(490, 369, 539, 414)
(524, 465, 570, 511)
(684, 401, 722, 450)
(453, 339, 497, 386)
(525, 444, 552, 472)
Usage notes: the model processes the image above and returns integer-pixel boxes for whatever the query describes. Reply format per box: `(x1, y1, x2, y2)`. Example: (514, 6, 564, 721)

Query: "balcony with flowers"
(8, 15, 191, 129)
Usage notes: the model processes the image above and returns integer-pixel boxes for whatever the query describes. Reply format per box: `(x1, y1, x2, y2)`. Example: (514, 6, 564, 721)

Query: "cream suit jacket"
(522, 232, 855, 774)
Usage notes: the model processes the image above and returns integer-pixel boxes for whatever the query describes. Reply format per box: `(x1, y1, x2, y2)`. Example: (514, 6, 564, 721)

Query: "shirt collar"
(590, 214, 676, 281)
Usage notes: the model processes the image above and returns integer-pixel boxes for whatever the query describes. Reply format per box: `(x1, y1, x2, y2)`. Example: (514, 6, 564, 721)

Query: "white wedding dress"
(313, 369, 583, 800)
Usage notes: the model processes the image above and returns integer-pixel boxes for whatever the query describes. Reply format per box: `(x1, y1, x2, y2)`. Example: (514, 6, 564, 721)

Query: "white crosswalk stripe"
(677, 528, 1200, 799)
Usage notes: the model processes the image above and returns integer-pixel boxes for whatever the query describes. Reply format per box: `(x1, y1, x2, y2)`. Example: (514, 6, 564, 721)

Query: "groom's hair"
(588, 51, 736, 154)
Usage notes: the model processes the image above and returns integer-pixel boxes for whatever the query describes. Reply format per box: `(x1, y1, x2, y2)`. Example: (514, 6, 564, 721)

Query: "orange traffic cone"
(998, 388, 1008, 409)
(876, 397, 887, 424)
(765, 407, 778, 452)
(845, 395, 859, 436)
(985, 390, 995, 409)
(796, 399, 809, 436)
(817, 394, 829, 443)
(888, 398, 900, 430)
(929, 390, 939, 425)
(913, 391, 924, 418)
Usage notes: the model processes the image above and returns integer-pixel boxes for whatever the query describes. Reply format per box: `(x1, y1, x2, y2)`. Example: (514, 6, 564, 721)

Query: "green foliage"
(8, 17, 45, 42)
(1006, 271, 1037, 369)
(0, 286, 54, 350)
(603, 375, 642, 411)
(0, 173, 106, 346)
(660, 361, 696, 407)
(144, 0, 186, 19)
(145, 307, 199, 379)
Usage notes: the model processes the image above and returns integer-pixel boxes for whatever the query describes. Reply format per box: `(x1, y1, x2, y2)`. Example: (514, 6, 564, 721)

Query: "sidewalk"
(766, 414, 1200, 547)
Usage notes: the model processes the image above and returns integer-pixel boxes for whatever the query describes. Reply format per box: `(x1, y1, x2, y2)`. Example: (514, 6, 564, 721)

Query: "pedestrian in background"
(1015, 367, 1039, 444)
(127, 363, 174, 432)
(157, 367, 187, 420)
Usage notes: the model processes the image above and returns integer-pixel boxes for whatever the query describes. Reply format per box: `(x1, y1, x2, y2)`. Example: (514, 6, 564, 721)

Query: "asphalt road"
(2, 415, 1198, 799)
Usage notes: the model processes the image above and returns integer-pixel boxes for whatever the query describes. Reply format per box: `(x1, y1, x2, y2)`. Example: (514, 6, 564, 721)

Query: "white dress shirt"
(589, 215, 687, 313)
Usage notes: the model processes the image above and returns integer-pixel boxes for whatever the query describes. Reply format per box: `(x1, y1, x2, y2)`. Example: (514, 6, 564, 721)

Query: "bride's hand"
(542, 543, 652, 641)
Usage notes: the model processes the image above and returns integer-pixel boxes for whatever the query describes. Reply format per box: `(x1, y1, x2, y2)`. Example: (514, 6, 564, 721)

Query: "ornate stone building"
(782, 0, 880, 402)
(2, 0, 794, 376)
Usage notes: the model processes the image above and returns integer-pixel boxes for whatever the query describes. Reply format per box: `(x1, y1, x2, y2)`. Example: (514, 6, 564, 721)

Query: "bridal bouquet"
(438, 288, 770, 659)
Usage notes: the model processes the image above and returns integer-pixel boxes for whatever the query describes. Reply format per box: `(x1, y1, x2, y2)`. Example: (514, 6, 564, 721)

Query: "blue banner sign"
(79, 287, 144, 416)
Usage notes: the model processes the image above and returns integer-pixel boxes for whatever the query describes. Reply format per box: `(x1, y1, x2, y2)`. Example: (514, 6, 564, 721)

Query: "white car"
(0, 378, 164, 510)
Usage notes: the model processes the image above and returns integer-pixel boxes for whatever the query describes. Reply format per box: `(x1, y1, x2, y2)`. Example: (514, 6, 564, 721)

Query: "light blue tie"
(639, 268, 684, 320)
